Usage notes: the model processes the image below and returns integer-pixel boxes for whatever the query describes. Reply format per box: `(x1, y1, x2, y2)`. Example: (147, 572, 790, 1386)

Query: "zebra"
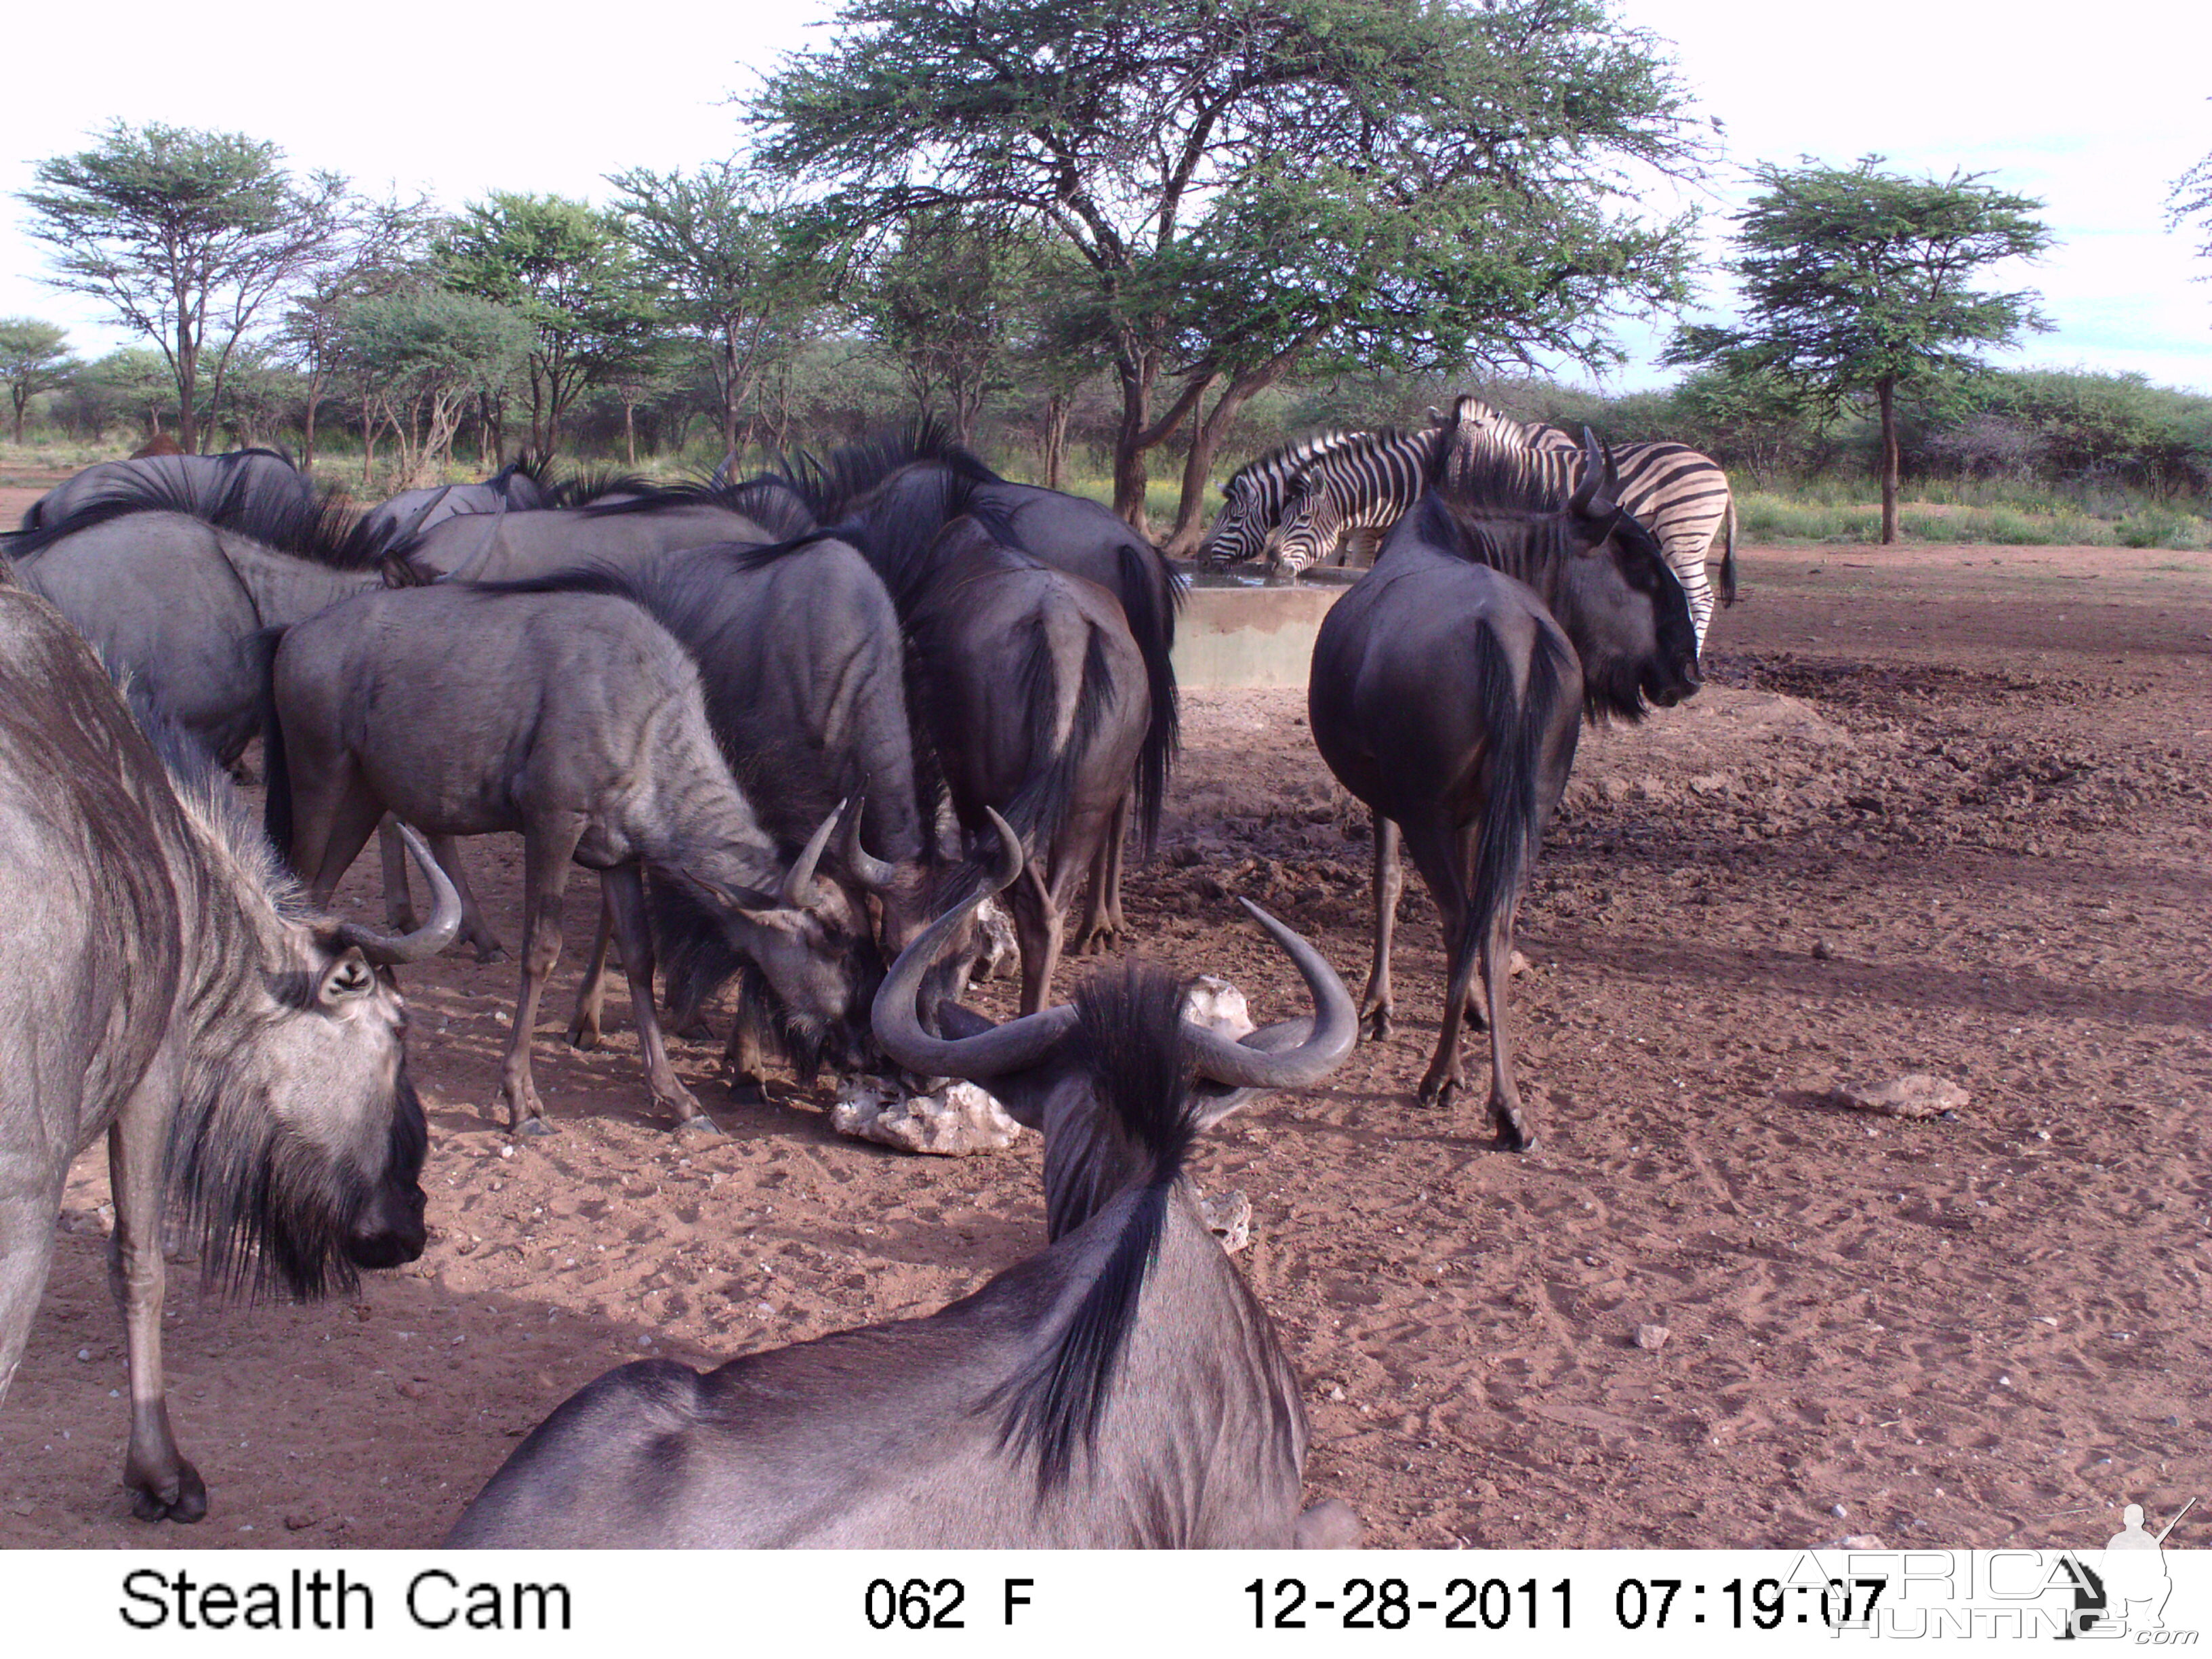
(1263, 426, 1443, 579)
(1423, 396, 1738, 651)
(1197, 430, 1366, 569)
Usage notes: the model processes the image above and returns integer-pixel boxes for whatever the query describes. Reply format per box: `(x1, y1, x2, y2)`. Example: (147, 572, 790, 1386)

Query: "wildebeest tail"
(1115, 540, 1179, 853)
(1456, 623, 1570, 991)
(990, 962, 1198, 1492)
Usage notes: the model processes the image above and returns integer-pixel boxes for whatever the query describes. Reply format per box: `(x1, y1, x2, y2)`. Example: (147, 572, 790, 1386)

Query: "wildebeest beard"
(165, 1054, 430, 1301)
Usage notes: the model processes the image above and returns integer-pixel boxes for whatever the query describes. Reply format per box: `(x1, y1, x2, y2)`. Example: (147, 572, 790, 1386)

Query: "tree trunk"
(1877, 377, 1900, 546)
(302, 381, 321, 474)
(10, 391, 24, 447)
(176, 321, 199, 455)
(623, 398, 638, 467)
(1042, 392, 1070, 491)
(1111, 348, 1158, 535)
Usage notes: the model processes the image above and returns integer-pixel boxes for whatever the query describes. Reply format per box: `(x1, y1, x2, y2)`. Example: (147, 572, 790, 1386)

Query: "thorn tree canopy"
(18, 122, 347, 454)
(1667, 155, 2053, 544)
(0, 319, 82, 446)
(750, 0, 1710, 539)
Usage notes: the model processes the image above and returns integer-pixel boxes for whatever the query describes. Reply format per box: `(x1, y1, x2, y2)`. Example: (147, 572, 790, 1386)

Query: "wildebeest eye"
(320, 949, 378, 1006)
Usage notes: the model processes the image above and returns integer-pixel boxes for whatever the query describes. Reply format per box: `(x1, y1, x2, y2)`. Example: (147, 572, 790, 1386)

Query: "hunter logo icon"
(2057, 1496, 2197, 1639)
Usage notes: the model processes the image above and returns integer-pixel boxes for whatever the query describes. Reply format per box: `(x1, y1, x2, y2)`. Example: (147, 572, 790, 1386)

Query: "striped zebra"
(1427, 395, 1738, 651)
(1197, 430, 1365, 568)
(1264, 426, 1443, 579)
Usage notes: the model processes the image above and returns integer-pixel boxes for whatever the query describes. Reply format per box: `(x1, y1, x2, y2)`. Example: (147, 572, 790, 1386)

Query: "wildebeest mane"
(777, 416, 1002, 525)
(4, 464, 396, 571)
(1430, 423, 1574, 518)
(987, 962, 1199, 1494)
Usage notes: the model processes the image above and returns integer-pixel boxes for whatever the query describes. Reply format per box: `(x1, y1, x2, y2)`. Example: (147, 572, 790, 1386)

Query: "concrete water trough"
(1167, 564, 1360, 690)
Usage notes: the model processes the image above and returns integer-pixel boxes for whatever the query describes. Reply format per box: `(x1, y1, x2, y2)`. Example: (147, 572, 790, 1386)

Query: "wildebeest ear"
(319, 947, 379, 1006)
(1189, 1017, 1319, 1128)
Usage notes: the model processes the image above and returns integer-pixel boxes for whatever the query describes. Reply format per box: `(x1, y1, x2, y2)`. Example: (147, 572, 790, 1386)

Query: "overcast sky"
(2, 0, 2206, 395)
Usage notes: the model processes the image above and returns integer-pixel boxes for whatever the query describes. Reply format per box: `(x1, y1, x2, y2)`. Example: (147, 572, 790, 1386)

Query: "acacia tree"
(336, 287, 532, 487)
(752, 0, 1705, 538)
(856, 207, 1038, 441)
(18, 123, 346, 453)
(440, 192, 661, 455)
(279, 192, 437, 472)
(0, 319, 81, 445)
(606, 163, 827, 462)
(1667, 156, 2052, 544)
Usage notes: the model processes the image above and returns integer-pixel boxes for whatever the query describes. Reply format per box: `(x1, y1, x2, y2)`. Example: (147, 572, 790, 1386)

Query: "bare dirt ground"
(3, 531, 2208, 1552)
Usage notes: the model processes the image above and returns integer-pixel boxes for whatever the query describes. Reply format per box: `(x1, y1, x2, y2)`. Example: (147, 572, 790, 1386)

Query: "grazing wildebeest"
(265, 583, 876, 1134)
(492, 541, 937, 1082)
(782, 429, 1180, 953)
(390, 479, 773, 584)
(444, 815, 1363, 1549)
(0, 585, 455, 1521)
(765, 474, 1152, 1015)
(1308, 428, 1701, 1150)
(16, 446, 314, 533)
(3, 476, 414, 766)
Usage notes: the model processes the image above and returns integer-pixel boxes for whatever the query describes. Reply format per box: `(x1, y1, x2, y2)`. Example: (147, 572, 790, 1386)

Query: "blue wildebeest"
(2, 473, 415, 766)
(388, 476, 776, 584)
(779, 428, 1180, 953)
(14, 447, 314, 533)
(762, 470, 1153, 1015)
(0, 583, 456, 1522)
(264, 583, 876, 1134)
(1309, 428, 1701, 1150)
(485, 540, 939, 1085)
(444, 814, 1363, 1549)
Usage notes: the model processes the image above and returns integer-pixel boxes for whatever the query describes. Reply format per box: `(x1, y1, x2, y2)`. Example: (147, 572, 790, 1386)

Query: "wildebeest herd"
(0, 398, 1714, 1547)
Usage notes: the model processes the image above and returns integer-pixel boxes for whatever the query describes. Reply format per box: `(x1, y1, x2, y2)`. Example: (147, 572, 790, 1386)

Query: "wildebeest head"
(170, 801, 458, 1296)
(1437, 427, 1702, 721)
(874, 812, 1358, 1241)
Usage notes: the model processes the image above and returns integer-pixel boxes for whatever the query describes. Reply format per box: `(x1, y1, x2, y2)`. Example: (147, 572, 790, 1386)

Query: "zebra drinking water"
(1197, 430, 1366, 569)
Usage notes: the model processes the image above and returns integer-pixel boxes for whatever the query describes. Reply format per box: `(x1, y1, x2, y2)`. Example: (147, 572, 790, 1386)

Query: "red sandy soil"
(3, 523, 2208, 1553)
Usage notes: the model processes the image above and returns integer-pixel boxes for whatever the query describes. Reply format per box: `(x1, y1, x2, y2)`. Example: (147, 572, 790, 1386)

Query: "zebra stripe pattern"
(1198, 430, 1365, 569)
(1441, 396, 1737, 651)
(1265, 427, 1442, 578)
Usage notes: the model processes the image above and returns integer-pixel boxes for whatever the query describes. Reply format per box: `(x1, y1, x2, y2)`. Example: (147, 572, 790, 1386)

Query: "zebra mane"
(1224, 430, 1361, 493)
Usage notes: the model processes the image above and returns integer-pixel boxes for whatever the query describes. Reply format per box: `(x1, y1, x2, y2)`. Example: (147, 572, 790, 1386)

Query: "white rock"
(831, 1078, 1024, 1156)
(1195, 1187, 1252, 1254)
(1635, 1323, 1672, 1351)
(1182, 975, 1254, 1039)
(1833, 1073, 1969, 1119)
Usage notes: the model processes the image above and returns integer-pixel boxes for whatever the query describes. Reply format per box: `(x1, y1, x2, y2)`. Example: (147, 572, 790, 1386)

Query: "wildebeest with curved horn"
(485, 539, 939, 1083)
(445, 812, 1363, 1549)
(777, 426, 1181, 953)
(1309, 426, 1701, 1150)
(756, 471, 1153, 1015)
(264, 582, 878, 1134)
(2, 469, 420, 766)
(14, 446, 314, 533)
(0, 583, 455, 1522)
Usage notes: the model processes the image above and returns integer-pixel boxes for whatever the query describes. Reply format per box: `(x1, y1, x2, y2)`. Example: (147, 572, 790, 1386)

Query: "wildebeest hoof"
(473, 941, 510, 966)
(1492, 1104, 1534, 1153)
(1416, 1071, 1460, 1109)
(565, 1019, 602, 1052)
(127, 1462, 207, 1523)
(1360, 1007, 1391, 1042)
(673, 1113, 723, 1141)
(513, 1115, 558, 1139)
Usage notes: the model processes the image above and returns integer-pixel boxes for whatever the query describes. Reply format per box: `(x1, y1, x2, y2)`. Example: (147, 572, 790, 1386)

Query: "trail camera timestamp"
(1246, 1576, 1574, 1631)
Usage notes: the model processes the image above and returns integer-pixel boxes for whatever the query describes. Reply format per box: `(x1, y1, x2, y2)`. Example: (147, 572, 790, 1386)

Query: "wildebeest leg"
(107, 1046, 205, 1521)
(1360, 813, 1403, 1040)
(1406, 817, 1475, 1111)
(565, 886, 617, 1050)
(1479, 899, 1534, 1152)
(434, 836, 508, 964)
(501, 817, 586, 1136)
(1010, 858, 1065, 1017)
(1071, 796, 1131, 955)
(378, 817, 415, 930)
(0, 1166, 64, 1423)
(599, 864, 708, 1131)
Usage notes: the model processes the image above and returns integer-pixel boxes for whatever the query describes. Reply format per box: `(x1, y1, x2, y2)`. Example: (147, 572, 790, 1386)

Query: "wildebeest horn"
(839, 796, 898, 891)
(781, 801, 846, 909)
(872, 810, 1076, 1080)
(337, 823, 462, 965)
(1180, 899, 1358, 1090)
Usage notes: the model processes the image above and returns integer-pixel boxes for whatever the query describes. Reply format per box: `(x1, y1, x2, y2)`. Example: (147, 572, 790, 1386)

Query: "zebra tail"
(1720, 497, 1739, 607)
(1456, 625, 1569, 996)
